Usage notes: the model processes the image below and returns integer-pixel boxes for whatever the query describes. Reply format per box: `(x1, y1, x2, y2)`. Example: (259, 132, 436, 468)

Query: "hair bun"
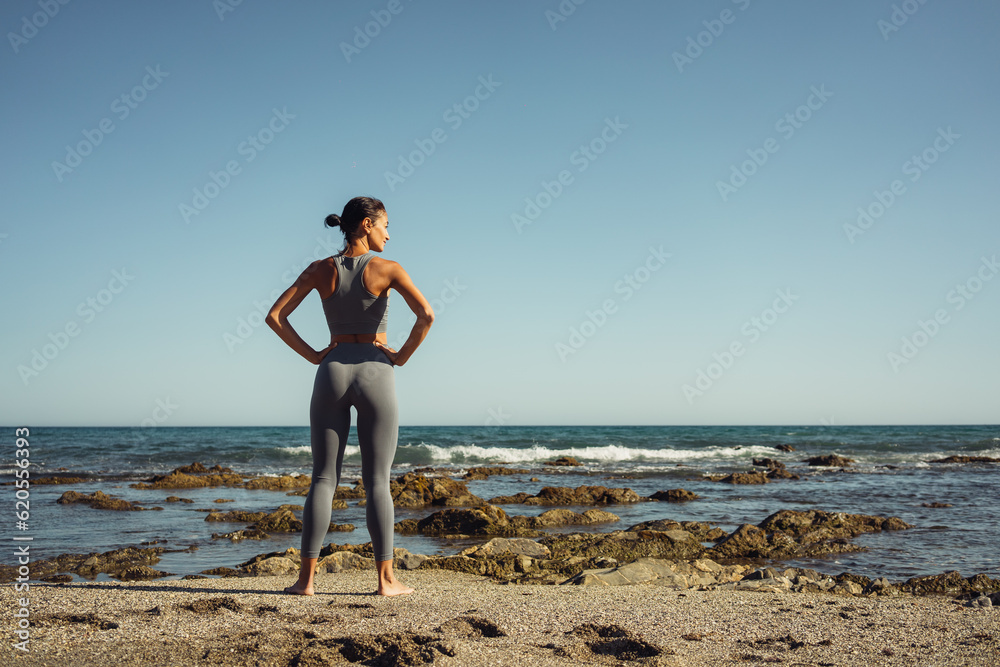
(324, 214, 342, 229)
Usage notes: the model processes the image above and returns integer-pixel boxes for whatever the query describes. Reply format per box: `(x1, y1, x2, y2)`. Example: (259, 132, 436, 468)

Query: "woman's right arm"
(376, 262, 434, 367)
(266, 260, 333, 365)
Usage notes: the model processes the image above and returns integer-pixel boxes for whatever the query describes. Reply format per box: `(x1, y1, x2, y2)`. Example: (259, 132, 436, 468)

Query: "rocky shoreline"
(5, 462, 999, 611)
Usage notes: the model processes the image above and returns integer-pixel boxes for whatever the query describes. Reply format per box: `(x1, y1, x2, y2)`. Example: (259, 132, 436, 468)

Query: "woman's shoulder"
(368, 255, 402, 271)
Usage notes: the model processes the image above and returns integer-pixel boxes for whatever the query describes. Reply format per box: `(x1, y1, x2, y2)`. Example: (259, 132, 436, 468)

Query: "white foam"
(394, 442, 777, 464)
(277, 445, 360, 457)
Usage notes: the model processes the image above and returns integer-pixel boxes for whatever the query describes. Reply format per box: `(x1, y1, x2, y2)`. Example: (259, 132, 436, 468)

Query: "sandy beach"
(4, 569, 998, 666)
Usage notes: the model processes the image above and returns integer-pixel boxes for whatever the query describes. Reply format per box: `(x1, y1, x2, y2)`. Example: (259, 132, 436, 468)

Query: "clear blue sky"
(2, 0, 998, 427)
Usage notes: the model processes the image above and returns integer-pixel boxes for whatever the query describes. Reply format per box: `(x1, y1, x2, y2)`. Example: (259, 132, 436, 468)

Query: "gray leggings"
(302, 343, 398, 561)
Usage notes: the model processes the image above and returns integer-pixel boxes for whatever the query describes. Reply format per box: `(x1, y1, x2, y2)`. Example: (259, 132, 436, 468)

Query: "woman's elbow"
(420, 307, 435, 326)
(265, 309, 283, 330)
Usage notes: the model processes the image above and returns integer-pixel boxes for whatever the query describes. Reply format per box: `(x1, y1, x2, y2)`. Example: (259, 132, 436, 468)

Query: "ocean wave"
(276, 445, 360, 457)
(385, 443, 779, 465)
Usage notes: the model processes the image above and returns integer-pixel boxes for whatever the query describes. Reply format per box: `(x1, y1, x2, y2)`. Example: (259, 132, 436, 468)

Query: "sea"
(4, 424, 998, 583)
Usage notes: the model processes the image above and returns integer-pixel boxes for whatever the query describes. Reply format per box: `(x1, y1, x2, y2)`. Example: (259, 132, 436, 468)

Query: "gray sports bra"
(322, 252, 389, 335)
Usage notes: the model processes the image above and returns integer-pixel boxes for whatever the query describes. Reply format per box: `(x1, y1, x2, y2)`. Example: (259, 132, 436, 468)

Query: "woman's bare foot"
(283, 583, 314, 596)
(377, 580, 414, 597)
(375, 559, 413, 596)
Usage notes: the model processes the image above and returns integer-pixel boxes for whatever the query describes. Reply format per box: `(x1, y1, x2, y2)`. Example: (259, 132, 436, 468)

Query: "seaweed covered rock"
(57, 490, 161, 511)
(176, 462, 233, 474)
(707, 510, 912, 561)
(711, 472, 769, 485)
(395, 504, 528, 537)
(460, 537, 551, 559)
(250, 508, 303, 532)
(803, 454, 855, 467)
(627, 519, 726, 542)
(0, 546, 175, 582)
(204, 509, 269, 523)
(130, 468, 247, 489)
(650, 489, 700, 502)
(899, 571, 1000, 597)
(519, 508, 620, 528)
(389, 472, 485, 508)
(543, 456, 581, 466)
(490, 485, 642, 506)
(928, 455, 1000, 464)
(32, 476, 89, 485)
(244, 474, 311, 490)
(540, 528, 706, 563)
(759, 509, 912, 541)
(462, 466, 530, 480)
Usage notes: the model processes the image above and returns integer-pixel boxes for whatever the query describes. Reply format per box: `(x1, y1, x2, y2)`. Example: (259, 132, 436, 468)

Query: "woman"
(266, 196, 434, 597)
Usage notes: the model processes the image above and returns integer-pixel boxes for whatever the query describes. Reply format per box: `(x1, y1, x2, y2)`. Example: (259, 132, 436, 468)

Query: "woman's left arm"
(266, 260, 334, 364)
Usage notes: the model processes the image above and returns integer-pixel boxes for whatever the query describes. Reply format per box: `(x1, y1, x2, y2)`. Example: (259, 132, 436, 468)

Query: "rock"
(921, 502, 952, 508)
(244, 475, 311, 490)
(116, 565, 172, 581)
(752, 458, 785, 469)
(543, 456, 581, 466)
(649, 489, 699, 502)
(928, 455, 1000, 464)
(240, 548, 299, 569)
(164, 496, 194, 503)
(328, 523, 355, 532)
(542, 528, 706, 564)
(774, 445, 795, 452)
(175, 462, 233, 474)
(393, 549, 430, 570)
(33, 546, 167, 581)
(461, 538, 551, 559)
(211, 529, 270, 542)
(31, 476, 89, 485)
(704, 509, 911, 562)
(56, 490, 161, 511)
(865, 578, 898, 596)
(397, 504, 532, 537)
(713, 472, 769, 485)
(250, 508, 302, 532)
(204, 509, 269, 523)
(316, 551, 375, 572)
(493, 485, 642, 506)
(563, 557, 748, 589)
(707, 524, 790, 560)
(488, 492, 533, 504)
(130, 469, 247, 489)
(803, 454, 854, 467)
(744, 567, 779, 581)
(759, 509, 912, 542)
(627, 520, 726, 542)
(966, 595, 993, 608)
(831, 580, 863, 595)
(244, 556, 298, 577)
(417, 553, 537, 579)
(766, 468, 800, 480)
(900, 571, 1000, 597)
(462, 466, 530, 480)
(213, 498, 235, 503)
(390, 472, 485, 508)
(519, 508, 619, 528)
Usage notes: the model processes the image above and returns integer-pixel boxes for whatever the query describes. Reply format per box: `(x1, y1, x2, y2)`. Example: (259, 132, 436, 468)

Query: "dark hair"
(325, 196, 386, 243)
